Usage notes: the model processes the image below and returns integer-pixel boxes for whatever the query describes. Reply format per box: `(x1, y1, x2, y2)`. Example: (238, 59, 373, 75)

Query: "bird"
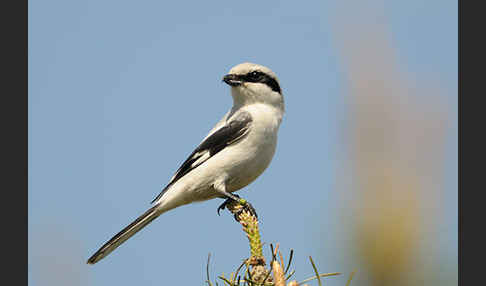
(87, 62, 285, 264)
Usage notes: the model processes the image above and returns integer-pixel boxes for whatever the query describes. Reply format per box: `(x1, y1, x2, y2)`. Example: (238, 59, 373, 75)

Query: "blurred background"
(28, 0, 457, 285)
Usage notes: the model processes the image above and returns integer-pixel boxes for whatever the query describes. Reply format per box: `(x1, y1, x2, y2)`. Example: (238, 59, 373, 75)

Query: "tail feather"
(87, 205, 161, 264)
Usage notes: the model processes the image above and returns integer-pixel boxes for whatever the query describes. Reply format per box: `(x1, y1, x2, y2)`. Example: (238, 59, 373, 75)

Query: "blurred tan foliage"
(329, 0, 455, 285)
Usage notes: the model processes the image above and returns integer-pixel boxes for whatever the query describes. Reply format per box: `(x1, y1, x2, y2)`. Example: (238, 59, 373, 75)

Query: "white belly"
(224, 131, 277, 192)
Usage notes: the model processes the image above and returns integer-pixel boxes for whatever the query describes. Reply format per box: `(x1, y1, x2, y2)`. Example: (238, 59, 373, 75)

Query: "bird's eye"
(248, 71, 262, 80)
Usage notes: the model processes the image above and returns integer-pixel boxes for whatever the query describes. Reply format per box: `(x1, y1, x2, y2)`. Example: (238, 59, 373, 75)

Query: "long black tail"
(87, 205, 161, 264)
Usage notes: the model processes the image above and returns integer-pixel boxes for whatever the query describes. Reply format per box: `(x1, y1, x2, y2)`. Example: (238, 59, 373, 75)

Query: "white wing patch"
(191, 151, 211, 168)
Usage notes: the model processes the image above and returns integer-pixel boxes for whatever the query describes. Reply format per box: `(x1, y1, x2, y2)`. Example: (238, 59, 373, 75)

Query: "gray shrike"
(87, 62, 284, 264)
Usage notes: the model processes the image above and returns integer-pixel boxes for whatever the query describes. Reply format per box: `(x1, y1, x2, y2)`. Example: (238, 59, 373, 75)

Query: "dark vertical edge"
(459, 0, 484, 285)
(0, 0, 28, 284)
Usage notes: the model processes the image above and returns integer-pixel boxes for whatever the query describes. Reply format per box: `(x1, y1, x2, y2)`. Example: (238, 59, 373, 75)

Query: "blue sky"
(29, 1, 457, 285)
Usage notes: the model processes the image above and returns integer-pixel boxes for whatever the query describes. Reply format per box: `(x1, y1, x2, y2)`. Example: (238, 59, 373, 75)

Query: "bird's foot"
(217, 195, 258, 221)
(217, 197, 233, 216)
(238, 199, 258, 220)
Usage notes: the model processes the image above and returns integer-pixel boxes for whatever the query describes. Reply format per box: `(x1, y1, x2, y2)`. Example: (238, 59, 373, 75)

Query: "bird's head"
(223, 63, 284, 111)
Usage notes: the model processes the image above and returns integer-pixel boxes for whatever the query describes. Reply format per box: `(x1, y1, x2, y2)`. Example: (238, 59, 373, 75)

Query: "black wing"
(151, 112, 252, 203)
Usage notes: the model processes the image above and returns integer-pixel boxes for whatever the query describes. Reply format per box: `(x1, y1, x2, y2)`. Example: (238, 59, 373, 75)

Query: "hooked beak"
(223, 74, 243, 87)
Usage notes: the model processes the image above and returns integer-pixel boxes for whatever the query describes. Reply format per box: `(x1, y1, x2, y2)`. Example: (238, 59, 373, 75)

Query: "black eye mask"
(242, 71, 281, 94)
